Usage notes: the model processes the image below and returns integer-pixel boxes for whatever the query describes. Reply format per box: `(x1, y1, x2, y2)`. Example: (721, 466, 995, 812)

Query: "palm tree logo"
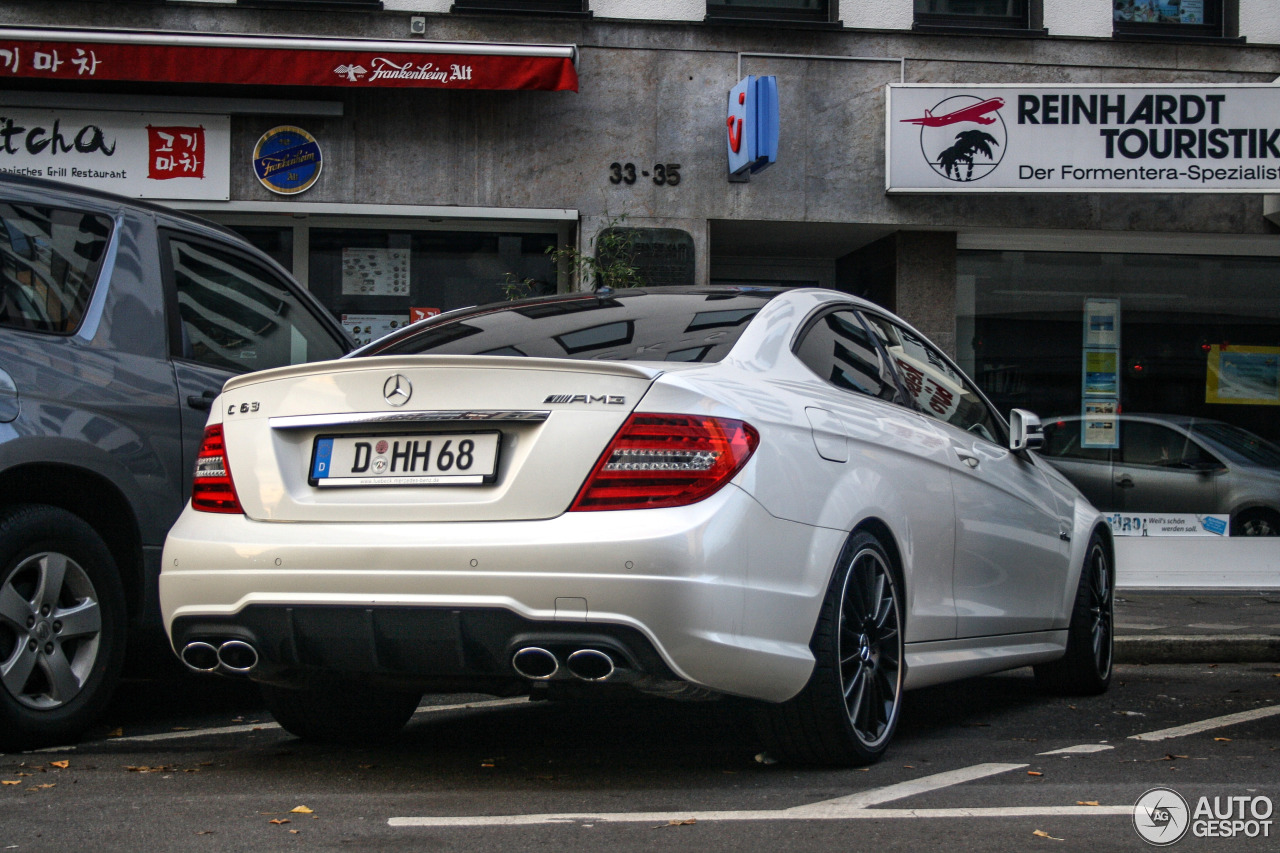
(915, 95, 1008, 183)
(936, 131, 1000, 181)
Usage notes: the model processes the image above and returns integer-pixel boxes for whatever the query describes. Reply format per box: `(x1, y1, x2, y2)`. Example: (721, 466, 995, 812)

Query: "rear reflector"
(570, 414, 759, 511)
(191, 423, 243, 514)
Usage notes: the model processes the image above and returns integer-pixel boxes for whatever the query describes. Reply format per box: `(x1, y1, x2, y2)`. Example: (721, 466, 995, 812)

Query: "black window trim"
(912, 0, 1040, 34)
(705, 0, 840, 27)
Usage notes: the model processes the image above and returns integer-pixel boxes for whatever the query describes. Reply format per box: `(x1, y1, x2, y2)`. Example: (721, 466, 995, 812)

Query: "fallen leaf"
(49, 761, 69, 769)
(358, 764, 375, 770)
(289, 830, 301, 835)
(107, 728, 123, 738)
(753, 752, 777, 765)
(268, 818, 291, 826)
(195, 831, 214, 835)
(1215, 737, 1232, 742)
(903, 765, 915, 769)
(1077, 801, 1100, 807)
(663, 819, 697, 827)
(290, 806, 313, 814)
(170, 727, 191, 732)
(481, 763, 495, 768)
(29, 784, 55, 790)
(1028, 771, 1043, 776)
(1, 781, 20, 786)
(1033, 829, 1064, 841)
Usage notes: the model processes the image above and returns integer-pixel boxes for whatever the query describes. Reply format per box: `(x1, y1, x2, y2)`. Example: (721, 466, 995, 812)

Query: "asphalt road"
(2, 663, 1277, 852)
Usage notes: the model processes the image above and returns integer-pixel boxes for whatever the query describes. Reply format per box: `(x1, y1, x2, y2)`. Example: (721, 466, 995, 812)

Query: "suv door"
(860, 312, 1069, 637)
(161, 230, 348, 496)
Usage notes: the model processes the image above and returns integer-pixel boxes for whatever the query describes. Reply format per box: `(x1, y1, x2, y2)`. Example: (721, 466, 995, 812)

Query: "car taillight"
(571, 414, 759, 511)
(191, 423, 243, 514)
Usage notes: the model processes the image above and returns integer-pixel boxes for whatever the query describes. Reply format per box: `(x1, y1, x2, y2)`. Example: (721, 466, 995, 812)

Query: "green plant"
(503, 217, 644, 300)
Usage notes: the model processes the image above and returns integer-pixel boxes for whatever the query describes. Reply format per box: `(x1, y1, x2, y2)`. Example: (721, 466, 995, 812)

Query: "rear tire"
(0, 505, 126, 751)
(1034, 530, 1113, 696)
(754, 530, 904, 766)
(260, 682, 420, 744)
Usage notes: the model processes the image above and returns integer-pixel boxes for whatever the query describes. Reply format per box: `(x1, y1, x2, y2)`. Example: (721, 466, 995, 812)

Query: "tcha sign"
(887, 84, 1280, 193)
(0, 109, 229, 199)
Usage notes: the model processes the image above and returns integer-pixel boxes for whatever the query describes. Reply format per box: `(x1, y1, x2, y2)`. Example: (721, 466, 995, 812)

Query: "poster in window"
(1083, 298, 1120, 348)
(1083, 349, 1119, 396)
(341, 248, 409, 296)
(340, 313, 410, 347)
(1179, 0, 1204, 24)
(1082, 398, 1120, 449)
(1205, 345, 1280, 406)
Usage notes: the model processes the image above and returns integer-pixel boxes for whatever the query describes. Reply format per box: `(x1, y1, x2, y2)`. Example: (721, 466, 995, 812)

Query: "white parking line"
(1037, 744, 1114, 755)
(99, 697, 530, 744)
(388, 805, 1132, 828)
(789, 763, 1026, 814)
(1129, 704, 1280, 742)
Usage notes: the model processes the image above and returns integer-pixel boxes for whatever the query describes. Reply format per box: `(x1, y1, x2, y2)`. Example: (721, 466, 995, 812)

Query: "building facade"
(3, 0, 1279, 579)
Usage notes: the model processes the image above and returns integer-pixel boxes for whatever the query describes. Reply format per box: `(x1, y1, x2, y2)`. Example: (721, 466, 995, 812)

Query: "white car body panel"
(161, 288, 1109, 706)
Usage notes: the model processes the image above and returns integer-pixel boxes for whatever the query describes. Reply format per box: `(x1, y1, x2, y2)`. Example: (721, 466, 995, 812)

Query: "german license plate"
(309, 431, 500, 487)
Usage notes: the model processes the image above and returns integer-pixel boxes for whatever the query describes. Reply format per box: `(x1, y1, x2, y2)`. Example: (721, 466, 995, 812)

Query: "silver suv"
(0, 174, 350, 749)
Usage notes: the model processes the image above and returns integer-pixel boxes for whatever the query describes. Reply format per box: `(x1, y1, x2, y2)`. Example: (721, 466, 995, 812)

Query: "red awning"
(0, 27, 578, 92)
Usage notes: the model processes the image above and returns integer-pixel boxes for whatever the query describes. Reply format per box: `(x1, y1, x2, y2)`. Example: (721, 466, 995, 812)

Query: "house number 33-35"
(609, 162, 681, 186)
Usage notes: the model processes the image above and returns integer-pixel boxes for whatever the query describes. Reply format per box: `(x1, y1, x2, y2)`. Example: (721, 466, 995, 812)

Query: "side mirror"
(1009, 408, 1045, 453)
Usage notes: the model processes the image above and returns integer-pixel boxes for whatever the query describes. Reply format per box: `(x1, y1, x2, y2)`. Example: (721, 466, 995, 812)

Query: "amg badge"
(543, 394, 626, 405)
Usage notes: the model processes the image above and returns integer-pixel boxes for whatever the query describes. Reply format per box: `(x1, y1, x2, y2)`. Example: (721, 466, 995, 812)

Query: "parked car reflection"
(1040, 414, 1280, 536)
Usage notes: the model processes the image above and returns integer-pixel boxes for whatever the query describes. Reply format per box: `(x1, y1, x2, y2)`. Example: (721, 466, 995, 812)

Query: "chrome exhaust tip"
(216, 640, 259, 673)
(511, 647, 559, 680)
(180, 641, 220, 673)
(566, 649, 615, 682)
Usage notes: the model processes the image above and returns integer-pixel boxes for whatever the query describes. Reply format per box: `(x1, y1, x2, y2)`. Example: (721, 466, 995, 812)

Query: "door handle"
(1115, 474, 1135, 488)
(187, 389, 217, 410)
(955, 449, 981, 469)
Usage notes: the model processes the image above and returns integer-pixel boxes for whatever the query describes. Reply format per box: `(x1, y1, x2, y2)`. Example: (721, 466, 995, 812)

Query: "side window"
(793, 309, 901, 402)
(1120, 422, 1209, 468)
(1042, 420, 1109, 462)
(167, 234, 344, 374)
(861, 312, 1007, 445)
(0, 202, 112, 334)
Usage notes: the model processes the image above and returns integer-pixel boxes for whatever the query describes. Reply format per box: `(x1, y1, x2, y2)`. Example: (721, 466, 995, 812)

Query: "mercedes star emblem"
(382, 374, 412, 407)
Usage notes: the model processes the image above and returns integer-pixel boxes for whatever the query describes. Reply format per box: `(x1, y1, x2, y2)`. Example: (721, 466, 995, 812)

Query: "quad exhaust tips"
(511, 646, 617, 682)
(181, 639, 259, 675)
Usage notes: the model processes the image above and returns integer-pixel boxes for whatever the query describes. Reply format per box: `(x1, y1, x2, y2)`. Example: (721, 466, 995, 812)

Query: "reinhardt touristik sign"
(886, 84, 1280, 193)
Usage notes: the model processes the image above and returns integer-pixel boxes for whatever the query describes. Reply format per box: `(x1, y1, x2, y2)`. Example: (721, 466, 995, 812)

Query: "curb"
(1115, 634, 1280, 665)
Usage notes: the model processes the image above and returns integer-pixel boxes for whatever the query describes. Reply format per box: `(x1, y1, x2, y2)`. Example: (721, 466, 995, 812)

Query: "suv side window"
(0, 202, 112, 334)
(793, 309, 901, 402)
(861, 312, 1007, 445)
(167, 233, 345, 373)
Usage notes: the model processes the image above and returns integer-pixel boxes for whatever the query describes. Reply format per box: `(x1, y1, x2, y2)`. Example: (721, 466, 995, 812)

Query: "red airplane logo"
(900, 98, 1005, 127)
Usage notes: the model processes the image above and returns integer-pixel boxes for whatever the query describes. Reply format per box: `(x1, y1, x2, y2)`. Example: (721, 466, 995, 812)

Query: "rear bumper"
(160, 485, 845, 702)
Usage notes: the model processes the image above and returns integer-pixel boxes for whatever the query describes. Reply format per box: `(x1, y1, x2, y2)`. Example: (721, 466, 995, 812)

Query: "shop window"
(0, 203, 111, 335)
(706, 0, 837, 26)
(960, 249, 1280, 533)
(167, 235, 345, 373)
(451, 0, 589, 15)
(914, 0, 1034, 32)
(307, 228, 557, 347)
(1113, 0, 1227, 39)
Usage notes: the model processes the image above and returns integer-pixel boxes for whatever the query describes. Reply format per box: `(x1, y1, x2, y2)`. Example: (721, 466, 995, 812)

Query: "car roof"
(0, 170, 242, 239)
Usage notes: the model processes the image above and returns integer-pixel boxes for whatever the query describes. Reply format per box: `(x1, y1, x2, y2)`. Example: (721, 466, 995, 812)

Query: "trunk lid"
(216, 355, 661, 522)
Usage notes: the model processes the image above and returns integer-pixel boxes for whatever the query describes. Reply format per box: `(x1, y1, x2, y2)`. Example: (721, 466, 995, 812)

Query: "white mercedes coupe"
(161, 287, 1114, 766)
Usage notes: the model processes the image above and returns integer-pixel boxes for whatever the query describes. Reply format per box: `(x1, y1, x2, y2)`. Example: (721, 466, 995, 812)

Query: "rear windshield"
(1192, 422, 1280, 468)
(364, 290, 777, 363)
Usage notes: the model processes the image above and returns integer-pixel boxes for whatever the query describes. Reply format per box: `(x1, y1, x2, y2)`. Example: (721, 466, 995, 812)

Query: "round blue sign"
(252, 126, 322, 195)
